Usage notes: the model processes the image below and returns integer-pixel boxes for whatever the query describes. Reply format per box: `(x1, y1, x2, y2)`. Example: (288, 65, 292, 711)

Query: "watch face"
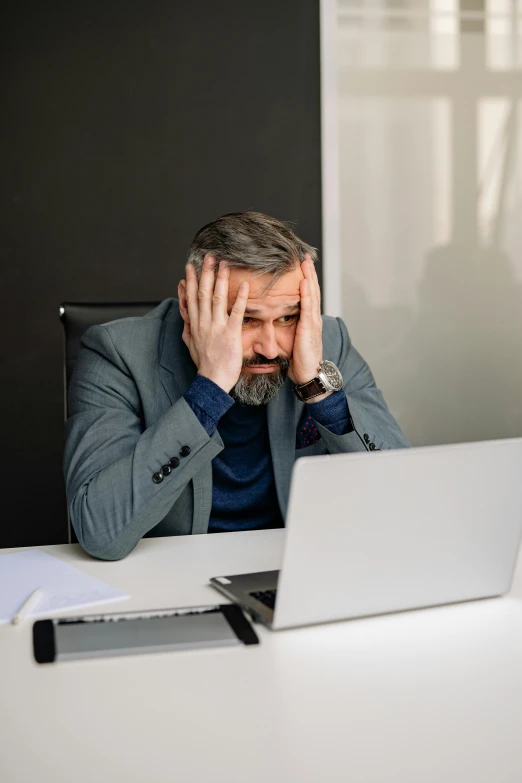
(320, 360, 343, 391)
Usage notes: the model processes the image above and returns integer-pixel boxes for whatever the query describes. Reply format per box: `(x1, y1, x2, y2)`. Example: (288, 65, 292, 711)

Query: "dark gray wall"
(1, 1, 322, 548)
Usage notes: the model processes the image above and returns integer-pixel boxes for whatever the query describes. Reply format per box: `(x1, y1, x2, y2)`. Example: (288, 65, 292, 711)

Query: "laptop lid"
(272, 438, 522, 630)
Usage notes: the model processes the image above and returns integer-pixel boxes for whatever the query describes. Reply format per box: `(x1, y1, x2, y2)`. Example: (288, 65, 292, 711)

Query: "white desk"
(2, 530, 522, 783)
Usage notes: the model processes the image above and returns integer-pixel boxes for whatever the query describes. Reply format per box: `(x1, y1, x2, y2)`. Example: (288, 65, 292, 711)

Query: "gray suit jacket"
(64, 299, 409, 560)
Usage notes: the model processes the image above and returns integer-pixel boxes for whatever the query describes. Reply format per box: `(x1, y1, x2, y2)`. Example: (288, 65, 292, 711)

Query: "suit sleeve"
(312, 317, 410, 453)
(63, 325, 224, 561)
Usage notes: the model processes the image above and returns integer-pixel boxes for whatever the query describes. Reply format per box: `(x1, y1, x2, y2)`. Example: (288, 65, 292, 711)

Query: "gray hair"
(187, 211, 317, 283)
(232, 355, 290, 406)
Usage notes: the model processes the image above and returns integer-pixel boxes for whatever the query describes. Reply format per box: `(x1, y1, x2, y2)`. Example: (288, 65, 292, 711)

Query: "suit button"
(369, 443, 376, 450)
(169, 457, 180, 469)
(152, 471, 164, 484)
(363, 434, 370, 443)
(180, 445, 191, 457)
(162, 464, 172, 476)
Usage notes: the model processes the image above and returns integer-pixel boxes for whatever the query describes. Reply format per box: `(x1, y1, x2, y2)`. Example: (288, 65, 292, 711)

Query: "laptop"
(209, 438, 522, 630)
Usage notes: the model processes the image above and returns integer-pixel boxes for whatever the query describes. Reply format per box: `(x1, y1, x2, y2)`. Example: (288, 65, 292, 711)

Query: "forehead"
(227, 264, 304, 311)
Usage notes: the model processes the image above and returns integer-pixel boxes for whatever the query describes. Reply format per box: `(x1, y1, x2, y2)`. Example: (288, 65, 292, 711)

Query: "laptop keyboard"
(250, 589, 277, 610)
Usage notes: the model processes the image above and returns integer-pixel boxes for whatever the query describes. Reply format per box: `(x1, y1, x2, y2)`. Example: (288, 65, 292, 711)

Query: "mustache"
(242, 354, 290, 370)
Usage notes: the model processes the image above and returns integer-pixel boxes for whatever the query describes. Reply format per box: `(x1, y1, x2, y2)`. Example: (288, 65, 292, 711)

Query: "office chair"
(59, 301, 160, 542)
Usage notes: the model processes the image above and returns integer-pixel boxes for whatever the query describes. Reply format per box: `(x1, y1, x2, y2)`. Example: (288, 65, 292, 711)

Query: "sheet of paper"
(0, 550, 129, 623)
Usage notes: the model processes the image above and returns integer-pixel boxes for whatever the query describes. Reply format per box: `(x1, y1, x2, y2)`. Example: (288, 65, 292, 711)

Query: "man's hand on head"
(288, 254, 329, 398)
(181, 254, 249, 394)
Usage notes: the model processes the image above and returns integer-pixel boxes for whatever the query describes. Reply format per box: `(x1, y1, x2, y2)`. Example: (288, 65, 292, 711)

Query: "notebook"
(0, 550, 129, 623)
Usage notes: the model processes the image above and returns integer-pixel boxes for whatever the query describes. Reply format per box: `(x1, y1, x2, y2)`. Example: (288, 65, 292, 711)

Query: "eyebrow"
(243, 302, 301, 316)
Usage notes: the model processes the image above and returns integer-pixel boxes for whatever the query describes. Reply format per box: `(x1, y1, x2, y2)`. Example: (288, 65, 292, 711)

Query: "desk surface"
(2, 530, 522, 783)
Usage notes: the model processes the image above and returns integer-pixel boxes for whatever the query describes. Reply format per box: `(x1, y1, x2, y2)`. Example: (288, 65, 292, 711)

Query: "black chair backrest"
(59, 302, 161, 400)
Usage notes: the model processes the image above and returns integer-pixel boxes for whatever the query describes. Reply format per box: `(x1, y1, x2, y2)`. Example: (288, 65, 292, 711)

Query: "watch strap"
(294, 376, 327, 402)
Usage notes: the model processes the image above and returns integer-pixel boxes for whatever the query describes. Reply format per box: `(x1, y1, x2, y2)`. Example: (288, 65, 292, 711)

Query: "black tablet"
(33, 604, 259, 663)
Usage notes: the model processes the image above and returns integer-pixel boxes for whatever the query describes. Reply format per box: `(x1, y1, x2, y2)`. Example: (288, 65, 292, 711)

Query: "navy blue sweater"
(184, 375, 351, 532)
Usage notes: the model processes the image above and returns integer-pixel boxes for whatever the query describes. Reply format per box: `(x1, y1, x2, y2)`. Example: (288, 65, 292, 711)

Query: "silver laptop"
(210, 438, 522, 630)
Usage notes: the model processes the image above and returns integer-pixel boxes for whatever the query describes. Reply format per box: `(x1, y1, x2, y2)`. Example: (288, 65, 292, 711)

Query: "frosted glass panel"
(335, 0, 522, 446)
(339, 0, 459, 69)
(485, 0, 522, 70)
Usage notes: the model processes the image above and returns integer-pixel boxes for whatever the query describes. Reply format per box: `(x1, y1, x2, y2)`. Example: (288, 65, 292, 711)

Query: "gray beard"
(231, 364, 289, 406)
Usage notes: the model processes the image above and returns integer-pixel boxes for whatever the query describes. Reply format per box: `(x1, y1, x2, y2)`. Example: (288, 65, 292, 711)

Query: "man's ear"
(178, 280, 189, 323)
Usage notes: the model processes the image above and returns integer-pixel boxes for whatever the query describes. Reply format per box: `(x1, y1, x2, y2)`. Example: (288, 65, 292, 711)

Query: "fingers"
(212, 261, 230, 322)
(228, 281, 249, 327)
(301, 254, 321, 311)
(299, 277, 313, 319)
(186, 256, 233, 331)
(197, 253, 217, 325)
(184, 263, 200, 326)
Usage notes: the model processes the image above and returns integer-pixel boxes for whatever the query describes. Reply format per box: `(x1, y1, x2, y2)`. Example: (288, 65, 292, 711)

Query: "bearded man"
(64, 212, 408, 560)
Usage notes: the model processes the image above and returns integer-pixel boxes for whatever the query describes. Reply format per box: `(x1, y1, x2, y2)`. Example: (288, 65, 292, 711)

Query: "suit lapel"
(159, 309, 197, 404)
(267, 379, 303, 518)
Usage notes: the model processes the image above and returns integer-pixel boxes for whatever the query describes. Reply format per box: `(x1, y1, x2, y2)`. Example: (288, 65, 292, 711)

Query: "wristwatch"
(294, 360, 343, 402)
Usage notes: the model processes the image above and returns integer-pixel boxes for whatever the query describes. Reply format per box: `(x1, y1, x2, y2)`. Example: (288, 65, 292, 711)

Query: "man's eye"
(280, 315, 298, 323)
(242, 317, 252, 325)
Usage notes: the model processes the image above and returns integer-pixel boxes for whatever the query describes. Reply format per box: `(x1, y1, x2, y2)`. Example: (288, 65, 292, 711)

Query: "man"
(64, 212, 408, 560)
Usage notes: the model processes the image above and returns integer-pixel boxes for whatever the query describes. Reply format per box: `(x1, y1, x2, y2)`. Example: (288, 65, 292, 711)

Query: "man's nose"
(253, 326, 279, 360)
